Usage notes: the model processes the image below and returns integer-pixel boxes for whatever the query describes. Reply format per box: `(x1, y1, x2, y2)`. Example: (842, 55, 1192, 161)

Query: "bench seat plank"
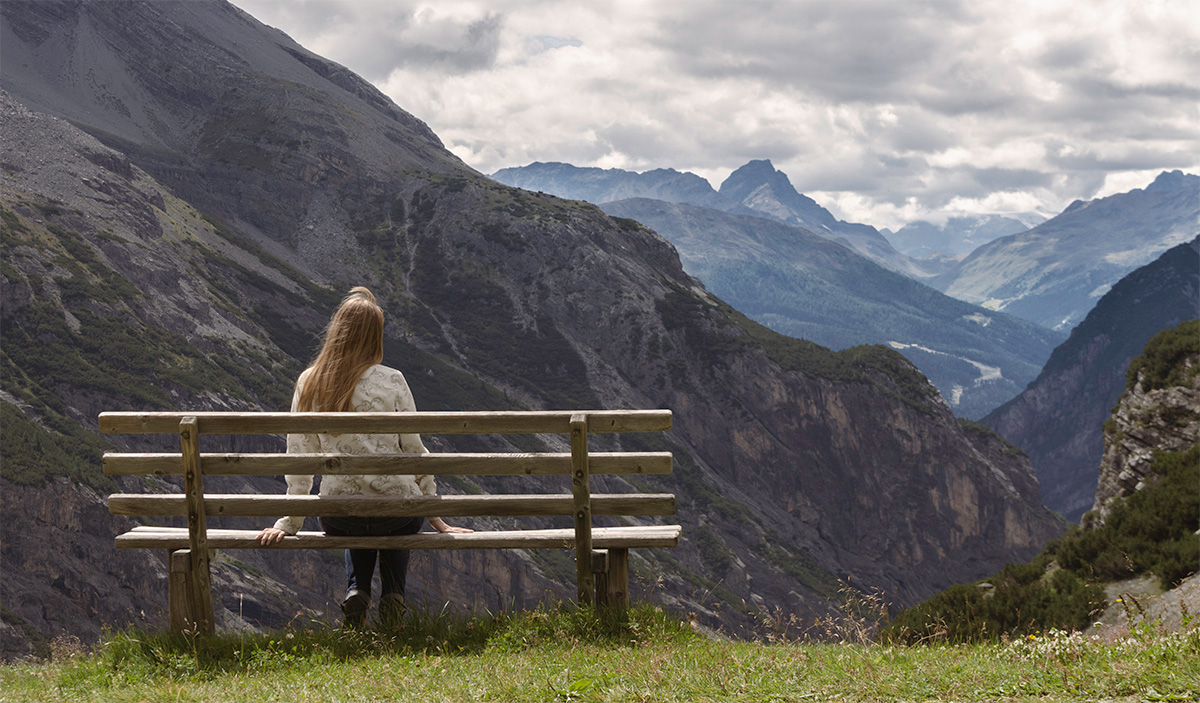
(115, 525, 683, 550)
(99, 410, 672, 436)
(102, 452, 672, 476)
(107, 493, 676, 517)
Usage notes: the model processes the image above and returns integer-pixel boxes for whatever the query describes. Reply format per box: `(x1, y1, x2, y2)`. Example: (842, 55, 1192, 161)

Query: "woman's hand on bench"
(256, 527, 289, 545)
(430, 518, 473, 534)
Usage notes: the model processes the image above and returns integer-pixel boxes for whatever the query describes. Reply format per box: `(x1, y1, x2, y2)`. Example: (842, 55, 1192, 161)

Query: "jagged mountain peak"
(1145, 169, 1199, 193)
(719, 159, 835, 228)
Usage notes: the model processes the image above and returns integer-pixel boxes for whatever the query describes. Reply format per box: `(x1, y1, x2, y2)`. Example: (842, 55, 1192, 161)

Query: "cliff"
(1092, 321, 1200, 523)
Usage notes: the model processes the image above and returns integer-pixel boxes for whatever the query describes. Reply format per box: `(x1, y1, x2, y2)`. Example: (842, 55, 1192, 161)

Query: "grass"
(2, 604, 1196, 702)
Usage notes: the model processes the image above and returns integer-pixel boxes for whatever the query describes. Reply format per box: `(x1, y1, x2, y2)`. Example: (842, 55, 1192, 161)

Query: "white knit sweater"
(271, 364, 435, 535)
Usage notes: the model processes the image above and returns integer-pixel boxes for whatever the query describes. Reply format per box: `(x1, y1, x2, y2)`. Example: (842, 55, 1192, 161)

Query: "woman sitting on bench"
(256, 286, 470, 627)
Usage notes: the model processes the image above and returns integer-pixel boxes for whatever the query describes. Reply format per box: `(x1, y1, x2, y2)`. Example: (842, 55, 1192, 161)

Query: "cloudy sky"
(234, 0, 1200, 230)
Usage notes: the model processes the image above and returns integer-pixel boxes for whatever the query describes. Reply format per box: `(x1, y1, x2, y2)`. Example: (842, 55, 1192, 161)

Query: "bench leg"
(168, 548, 216, 633)
(592, 548, 630, 610)
(606, 548, 629, 610)
(168, 549, 196, 632)
(592, 549, 609, 606)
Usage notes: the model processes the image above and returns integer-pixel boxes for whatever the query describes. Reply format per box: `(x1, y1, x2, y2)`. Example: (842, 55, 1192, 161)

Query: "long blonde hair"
(297, 286, 384, 412)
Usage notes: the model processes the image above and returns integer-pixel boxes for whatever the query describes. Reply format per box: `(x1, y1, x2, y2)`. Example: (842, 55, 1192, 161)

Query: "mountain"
(600, 198, 1063, 419)
(717, 160, 937, 278)
(933, 172, 1200, 331)
(492, 159, 942, 279)
(983, 238, 1200, 521)
(490, 161, 749, 213)
(885, 214, 1044, 259)
(0, 0, 1061, 656)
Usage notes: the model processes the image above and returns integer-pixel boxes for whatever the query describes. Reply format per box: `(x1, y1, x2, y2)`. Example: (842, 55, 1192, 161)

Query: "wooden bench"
(99, 410, 680, 634)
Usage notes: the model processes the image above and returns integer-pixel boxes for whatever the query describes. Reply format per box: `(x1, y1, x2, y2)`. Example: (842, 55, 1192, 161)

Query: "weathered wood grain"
(107, 493, 676, 517)
(99, 410, 671, 435)
(102, 452, 672, 476)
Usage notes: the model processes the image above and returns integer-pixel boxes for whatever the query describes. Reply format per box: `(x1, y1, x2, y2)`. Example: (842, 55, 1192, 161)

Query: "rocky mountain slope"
(493, 162, 1062, 419)
(600, 198, 1062, 419)
(0, 0, 1062, 656)
(983, 239, 1200, 521)
(1091, 321, 1199, 523)
(933, 171, 1200, 331)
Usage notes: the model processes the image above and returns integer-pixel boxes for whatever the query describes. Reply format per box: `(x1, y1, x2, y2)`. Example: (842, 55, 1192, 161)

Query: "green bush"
(1125, 319, 1199, 392)
(882, 558, 1104, 644)
(1055, 446, 1199, 588)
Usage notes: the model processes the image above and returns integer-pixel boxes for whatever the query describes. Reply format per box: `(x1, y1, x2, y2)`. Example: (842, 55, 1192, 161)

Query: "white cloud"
(234, 0, 1200, 230)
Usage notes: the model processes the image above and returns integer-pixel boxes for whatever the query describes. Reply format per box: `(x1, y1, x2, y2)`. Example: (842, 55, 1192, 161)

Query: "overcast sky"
(234, 0, 1200, 230)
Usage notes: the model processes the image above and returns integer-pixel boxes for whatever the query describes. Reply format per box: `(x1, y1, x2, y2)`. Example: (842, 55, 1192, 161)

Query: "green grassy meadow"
(2, 605, 1195, 702)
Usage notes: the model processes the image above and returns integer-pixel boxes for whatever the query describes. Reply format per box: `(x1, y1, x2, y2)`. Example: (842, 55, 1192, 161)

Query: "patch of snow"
(962, 313, 992, 327)
(889, 341, 1004, 387)
(965, 360, 1002, 385)
(1088, 283, 1112, 298)
(1103, 249, 1152, 266)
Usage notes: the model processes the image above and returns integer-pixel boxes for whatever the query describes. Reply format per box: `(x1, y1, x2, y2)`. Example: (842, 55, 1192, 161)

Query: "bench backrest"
(100, 410, 674, 613)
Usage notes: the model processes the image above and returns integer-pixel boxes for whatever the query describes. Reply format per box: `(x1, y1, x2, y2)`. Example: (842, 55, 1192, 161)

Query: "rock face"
(1092, 326, 1200, 523)
(934, 171, 1200, 331)
(984, 240, 1200, 521)
(0, 0, 1062, 655)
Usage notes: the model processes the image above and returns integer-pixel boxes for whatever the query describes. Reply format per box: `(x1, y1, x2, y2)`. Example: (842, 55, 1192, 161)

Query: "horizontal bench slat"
(98, 410, 672, 435)
(114, 525, 682, 550)
(107, 493, 676, 518)
(103, 452, 672, 477)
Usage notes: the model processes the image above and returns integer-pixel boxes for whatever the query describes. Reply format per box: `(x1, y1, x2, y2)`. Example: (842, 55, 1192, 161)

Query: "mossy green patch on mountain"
(0, 400, 114, 493)
(754, 530, 842, 598)
(1125, 319, 1200, 392)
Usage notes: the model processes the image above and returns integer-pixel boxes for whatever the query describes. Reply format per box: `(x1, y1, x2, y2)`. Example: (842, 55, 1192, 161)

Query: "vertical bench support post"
(180, 417, 215, 634)
(168, 549, 196, 631)
(605, 547, 630, 610)
(570, 413, 593, 605)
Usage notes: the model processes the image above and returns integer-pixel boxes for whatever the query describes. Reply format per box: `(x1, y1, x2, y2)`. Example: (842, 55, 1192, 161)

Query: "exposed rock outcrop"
(1092, 330, 1200, 523)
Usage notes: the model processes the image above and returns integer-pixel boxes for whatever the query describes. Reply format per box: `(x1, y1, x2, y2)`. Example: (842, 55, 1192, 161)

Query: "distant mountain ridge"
(983, 237, 1200, 521)
(490, 161, 749, 213)
(885, 214, 1045, 259)
(494, 159, 939, 278)
(934, 171, 1200, 331)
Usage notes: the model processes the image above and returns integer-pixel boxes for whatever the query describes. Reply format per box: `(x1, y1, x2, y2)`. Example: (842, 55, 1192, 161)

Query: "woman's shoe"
(378, 592, 406, 627)
(340, 589, 369, 628)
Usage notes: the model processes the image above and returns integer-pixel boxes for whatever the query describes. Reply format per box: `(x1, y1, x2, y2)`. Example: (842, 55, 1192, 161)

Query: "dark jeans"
(319, 515, 424, 599)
